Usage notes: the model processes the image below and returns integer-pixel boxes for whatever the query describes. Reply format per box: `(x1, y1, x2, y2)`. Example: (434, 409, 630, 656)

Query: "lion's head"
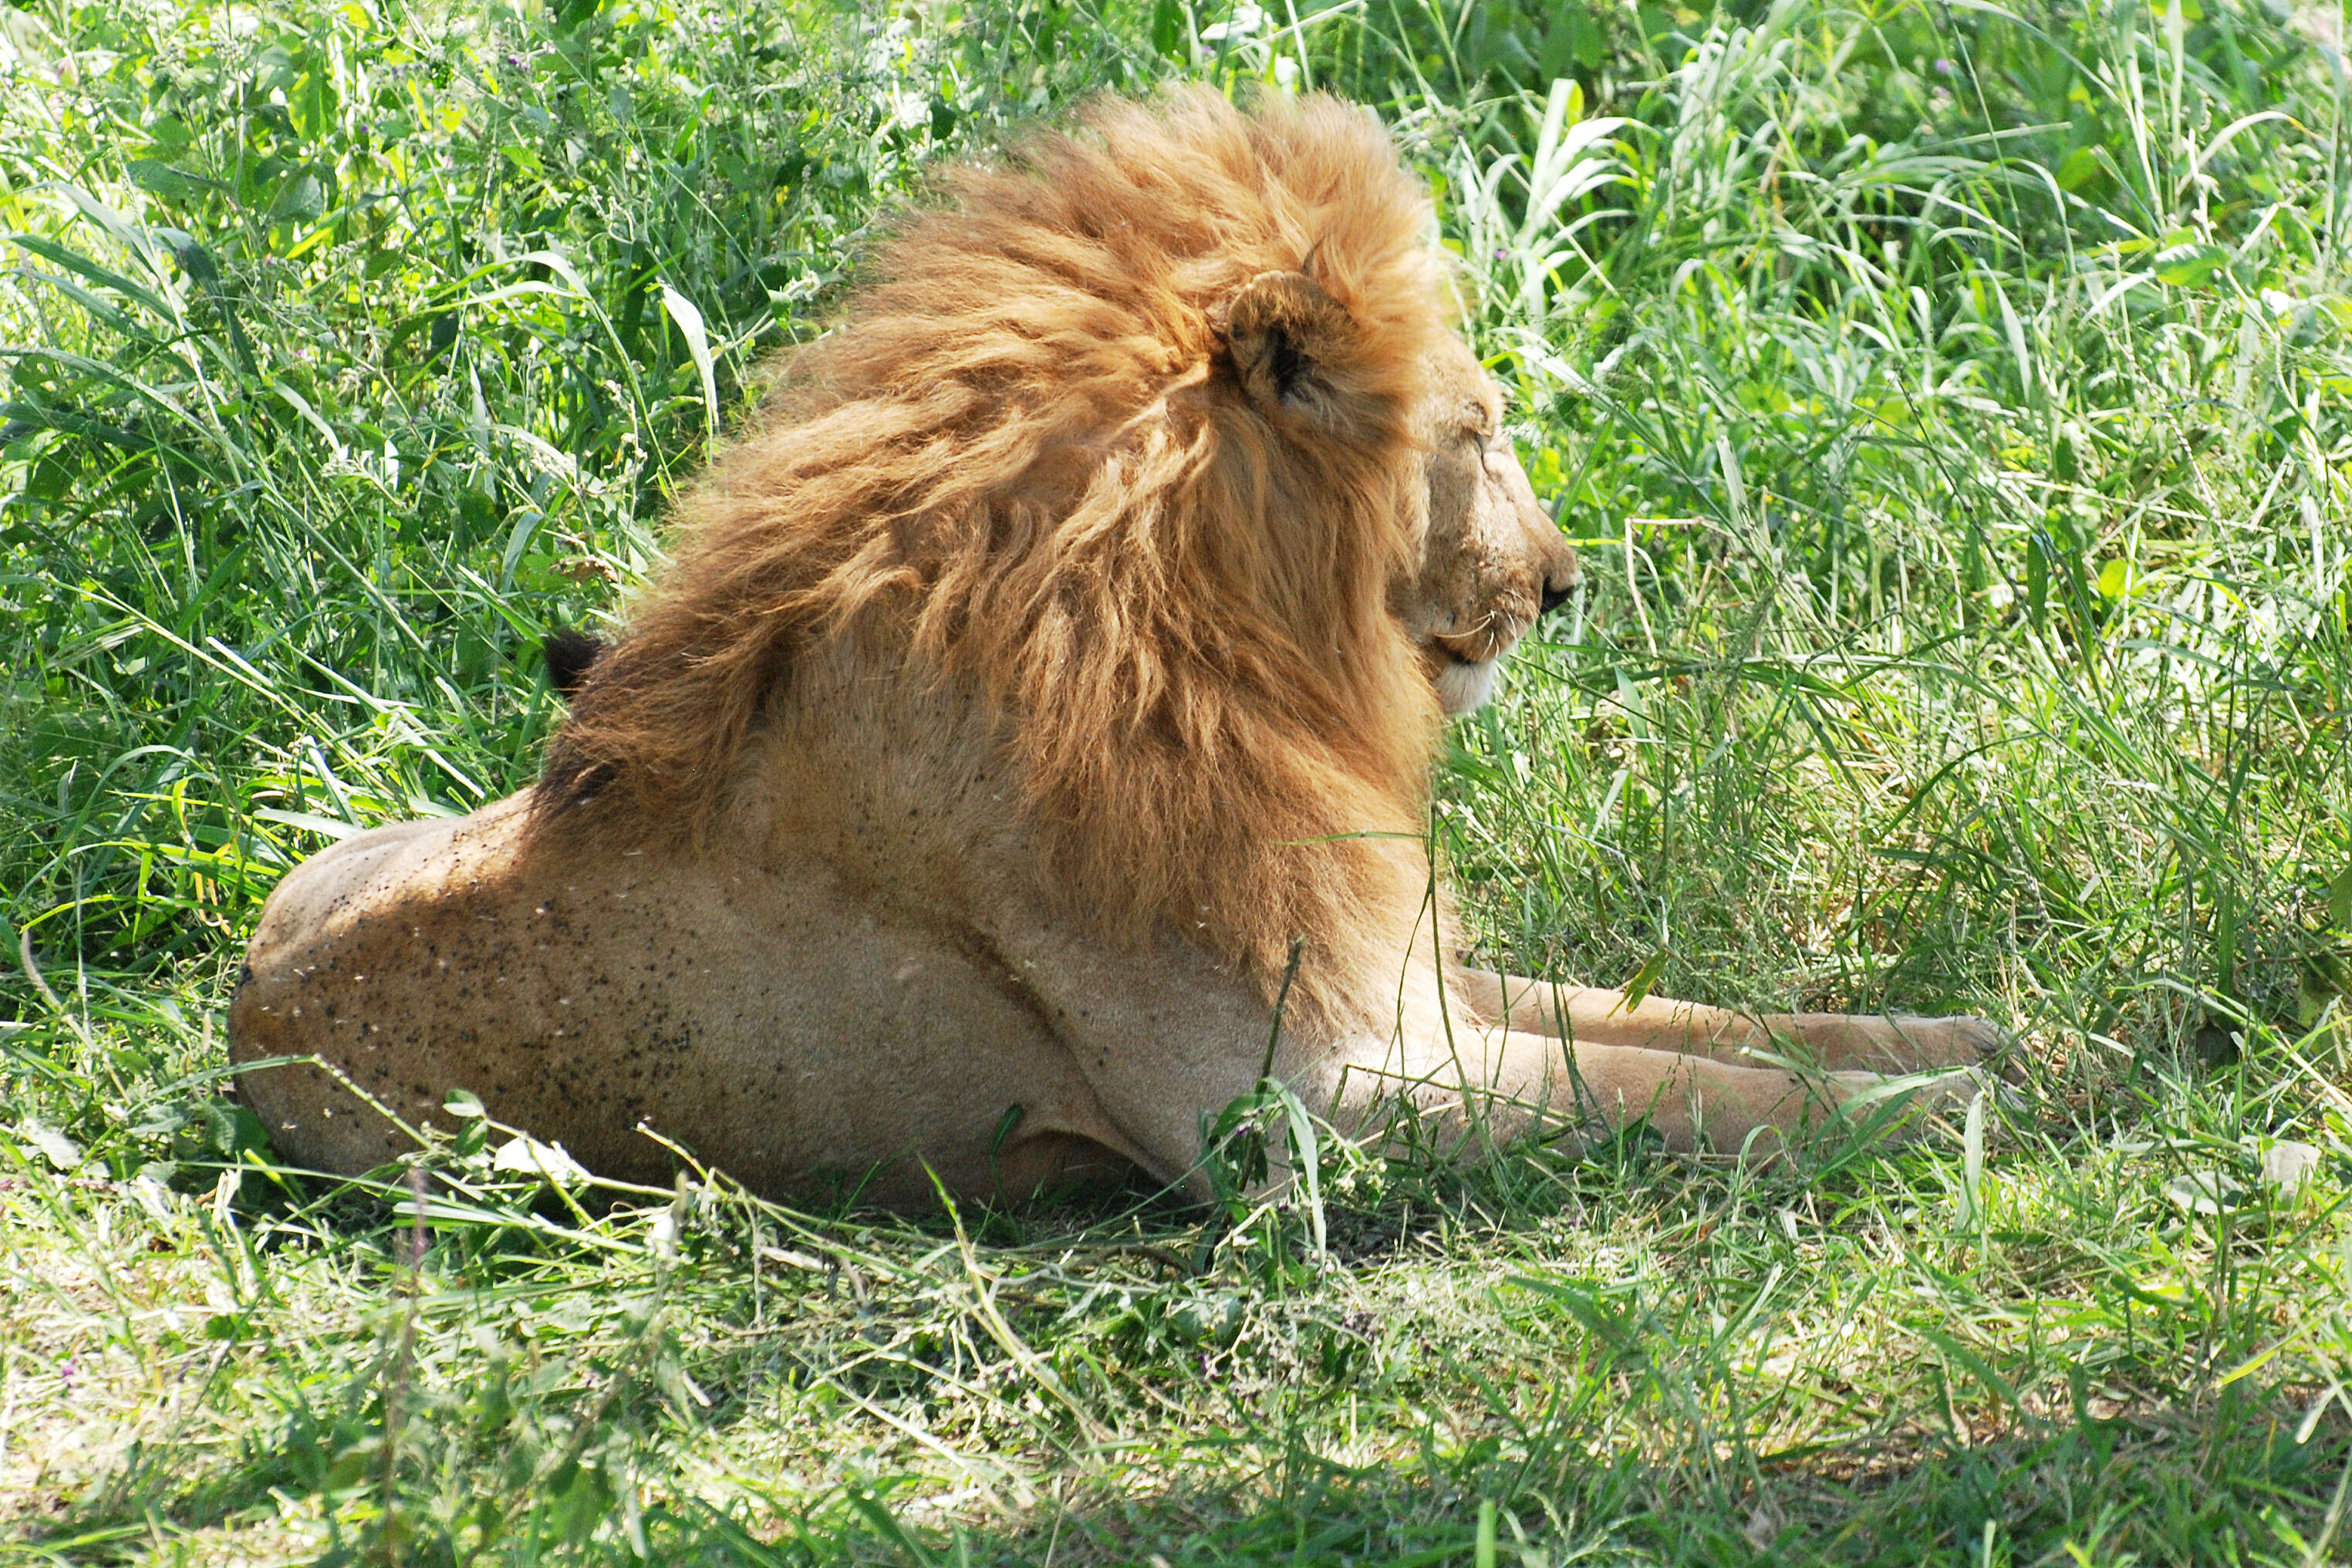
(1402, 337, 1580, 716)
(539, 87, 1577, 1027)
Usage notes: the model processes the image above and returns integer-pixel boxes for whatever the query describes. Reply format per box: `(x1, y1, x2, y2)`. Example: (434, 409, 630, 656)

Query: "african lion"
(229, 89, 1993, 1207)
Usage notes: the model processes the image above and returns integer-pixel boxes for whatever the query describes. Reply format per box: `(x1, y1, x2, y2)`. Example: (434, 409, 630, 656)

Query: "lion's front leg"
(1453, 968, 2002, 1075)
(1338, 1023, 1972, 1157)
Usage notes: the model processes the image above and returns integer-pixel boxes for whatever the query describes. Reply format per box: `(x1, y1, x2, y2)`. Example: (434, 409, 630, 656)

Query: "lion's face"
(1399, 341, 1581, 715)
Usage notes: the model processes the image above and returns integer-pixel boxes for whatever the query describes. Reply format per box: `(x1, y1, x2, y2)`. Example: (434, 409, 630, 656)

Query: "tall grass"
(1429, 0, 2352, 1039)
(2, 0, 2350, 1561)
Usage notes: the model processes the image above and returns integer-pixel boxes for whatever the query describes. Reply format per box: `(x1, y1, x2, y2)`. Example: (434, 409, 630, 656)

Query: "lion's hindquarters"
(228, 797, 1142, 1204)
(230, 809, 504, 1175)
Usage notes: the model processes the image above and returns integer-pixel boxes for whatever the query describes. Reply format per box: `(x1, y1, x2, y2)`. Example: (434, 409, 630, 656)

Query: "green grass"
(3, 0, 2352, 1560)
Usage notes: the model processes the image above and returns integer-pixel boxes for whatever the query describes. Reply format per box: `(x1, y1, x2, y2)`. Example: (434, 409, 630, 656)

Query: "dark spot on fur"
(1267, 332, 1307, 400)
(542, 628, 604, 698)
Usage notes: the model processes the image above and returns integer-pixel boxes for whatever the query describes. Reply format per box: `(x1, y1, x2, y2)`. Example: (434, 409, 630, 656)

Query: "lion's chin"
(1436, 655, 1500, 716)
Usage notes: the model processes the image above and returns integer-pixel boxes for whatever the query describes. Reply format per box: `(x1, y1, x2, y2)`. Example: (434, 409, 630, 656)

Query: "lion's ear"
(1218, 269, 1362, 424)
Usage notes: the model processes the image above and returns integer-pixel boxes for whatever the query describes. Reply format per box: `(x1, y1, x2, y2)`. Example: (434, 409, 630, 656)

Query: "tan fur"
(229, 89, 1993, 1207)
(538, 89, 1446, 1034)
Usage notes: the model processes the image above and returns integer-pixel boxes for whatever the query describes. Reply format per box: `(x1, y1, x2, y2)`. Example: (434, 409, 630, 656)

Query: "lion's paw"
(1888, 1013, 2015, 1074)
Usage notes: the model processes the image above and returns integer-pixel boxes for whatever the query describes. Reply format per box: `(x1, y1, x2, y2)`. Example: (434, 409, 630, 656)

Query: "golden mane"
(538, 86, 1453, 1028)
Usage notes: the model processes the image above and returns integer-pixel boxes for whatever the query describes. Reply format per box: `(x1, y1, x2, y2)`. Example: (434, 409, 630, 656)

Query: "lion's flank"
(537, 87, 1453, 1023)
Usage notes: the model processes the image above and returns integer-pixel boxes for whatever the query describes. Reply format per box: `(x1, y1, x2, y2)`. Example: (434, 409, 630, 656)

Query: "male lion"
(230, 89, 1993, 1207)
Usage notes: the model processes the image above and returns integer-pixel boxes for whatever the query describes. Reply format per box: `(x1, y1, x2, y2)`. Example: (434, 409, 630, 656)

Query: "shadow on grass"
(682, 1404, 2352, 1568)
(18, 1334, 2347, 1568)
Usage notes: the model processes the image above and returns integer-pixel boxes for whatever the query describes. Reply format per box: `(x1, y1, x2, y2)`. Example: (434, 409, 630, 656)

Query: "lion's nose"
(1540, 577, 1577, 616)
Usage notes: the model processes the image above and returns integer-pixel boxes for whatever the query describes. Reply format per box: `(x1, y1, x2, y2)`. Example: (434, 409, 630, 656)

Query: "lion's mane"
(538, 87, 1453, 1030)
